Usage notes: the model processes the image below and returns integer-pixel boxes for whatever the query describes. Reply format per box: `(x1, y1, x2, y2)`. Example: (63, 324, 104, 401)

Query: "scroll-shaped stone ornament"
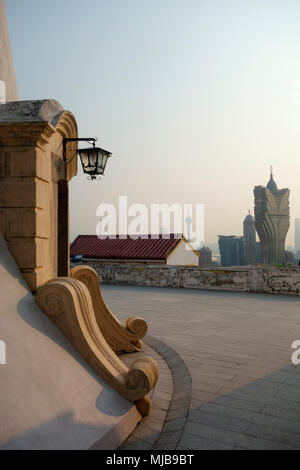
(70, 266, 148, 354)
(36, 277, 159, 416)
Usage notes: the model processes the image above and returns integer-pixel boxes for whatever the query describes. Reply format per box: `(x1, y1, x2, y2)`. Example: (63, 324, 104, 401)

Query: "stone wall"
(0, 100, 78, 291)
(71, 262, 300, 296)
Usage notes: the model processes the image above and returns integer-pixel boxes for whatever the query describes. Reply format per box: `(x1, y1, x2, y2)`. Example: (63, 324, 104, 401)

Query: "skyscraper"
(243, 211, 256, 265)
(295, 219, 300, 252)
(218, 235, 244, 266)
(254, 170, 290, 265)
(198, 246, 212, 265)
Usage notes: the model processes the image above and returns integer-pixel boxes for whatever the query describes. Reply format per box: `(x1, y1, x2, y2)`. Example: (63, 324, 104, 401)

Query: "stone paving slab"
(119, 343, 173, 450)
(119, 336, 192, 450)
(105, 285, 300, 450)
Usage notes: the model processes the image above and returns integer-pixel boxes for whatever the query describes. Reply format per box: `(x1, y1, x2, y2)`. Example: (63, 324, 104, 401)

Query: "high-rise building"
(218, 235, 244, 266)
(254, 170, 290, 265)
(284, 250, 295, 265)
(243, 211, 256, 265)
(295, 219, 300, 252)
(198, 246, 212, 265)
(256, 242, 262, 264)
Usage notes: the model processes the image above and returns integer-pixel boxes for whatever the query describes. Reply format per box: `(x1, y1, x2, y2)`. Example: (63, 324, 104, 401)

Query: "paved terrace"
(102, 285, 300, 450)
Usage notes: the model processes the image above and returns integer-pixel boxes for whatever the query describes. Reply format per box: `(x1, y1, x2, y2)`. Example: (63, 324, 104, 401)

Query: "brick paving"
(103, 285, 300, 450)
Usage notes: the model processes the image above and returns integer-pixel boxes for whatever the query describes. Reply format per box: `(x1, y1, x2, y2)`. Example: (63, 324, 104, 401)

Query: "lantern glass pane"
(88, 151, 97, 168)
(101, 154, 108, 168)
(96, 151, 104, 168)
(79, 150, 90, 169)
(97, 154, 107, 174)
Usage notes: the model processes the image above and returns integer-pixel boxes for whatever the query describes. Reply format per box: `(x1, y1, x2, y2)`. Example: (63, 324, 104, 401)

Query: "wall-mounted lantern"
(63, 138, 112, 180)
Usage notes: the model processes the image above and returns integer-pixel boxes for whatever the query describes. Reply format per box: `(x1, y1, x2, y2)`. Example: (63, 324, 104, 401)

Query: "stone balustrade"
(71, 262, 300, 296)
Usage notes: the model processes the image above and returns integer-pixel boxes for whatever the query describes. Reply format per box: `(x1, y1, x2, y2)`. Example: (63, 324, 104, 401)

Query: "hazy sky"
(6, 0, 300, 246)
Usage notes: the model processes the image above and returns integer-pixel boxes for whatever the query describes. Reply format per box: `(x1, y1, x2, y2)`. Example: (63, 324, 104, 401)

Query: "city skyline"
(5, 0, 300, 246)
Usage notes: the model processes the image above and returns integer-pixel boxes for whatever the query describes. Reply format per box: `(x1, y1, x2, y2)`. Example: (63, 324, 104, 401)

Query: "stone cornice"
(0, 100, 79, 180)
(0, 121, 56, 147)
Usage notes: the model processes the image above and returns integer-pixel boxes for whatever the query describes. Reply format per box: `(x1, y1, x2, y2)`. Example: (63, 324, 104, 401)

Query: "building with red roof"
(70, 234, 199, 266)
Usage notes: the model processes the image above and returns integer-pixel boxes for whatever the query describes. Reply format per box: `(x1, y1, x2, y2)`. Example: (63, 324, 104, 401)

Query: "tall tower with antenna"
(254, 167, 290, 265)
(185, 210, 192, 242)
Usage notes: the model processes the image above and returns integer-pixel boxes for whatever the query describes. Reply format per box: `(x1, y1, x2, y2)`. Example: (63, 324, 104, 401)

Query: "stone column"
(0, 100, 78, 292)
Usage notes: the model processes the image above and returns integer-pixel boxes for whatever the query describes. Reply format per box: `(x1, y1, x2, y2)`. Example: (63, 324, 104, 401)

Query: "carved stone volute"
(36, 277, 159, 415)
(71, 265, 148, 354)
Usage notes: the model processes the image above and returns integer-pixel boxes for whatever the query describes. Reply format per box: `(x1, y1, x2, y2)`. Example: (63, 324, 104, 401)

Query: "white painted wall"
(0, 233, 138, 450)
(167, 240, 199, 266)
(0, 0, 18, 101)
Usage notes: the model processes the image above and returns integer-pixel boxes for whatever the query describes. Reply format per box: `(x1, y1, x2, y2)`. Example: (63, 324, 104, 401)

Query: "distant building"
(70, 234, 200, 266)
(255, 242, 262, 264)
(295, 219, 300, 252)
(198, 247, 212, 266)
(284, 250, 295, 265)
(218, 235, 244, 266)
(204, 243, 220, 264)
(243, 211, 256, 265)
(254, 170, 290, 265)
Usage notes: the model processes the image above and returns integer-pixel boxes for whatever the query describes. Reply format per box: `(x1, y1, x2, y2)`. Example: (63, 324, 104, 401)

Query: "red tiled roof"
(70, 234, 183, 260)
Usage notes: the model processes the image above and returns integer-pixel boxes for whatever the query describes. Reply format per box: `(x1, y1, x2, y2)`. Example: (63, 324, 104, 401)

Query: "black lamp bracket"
(63, 137, 98, 164)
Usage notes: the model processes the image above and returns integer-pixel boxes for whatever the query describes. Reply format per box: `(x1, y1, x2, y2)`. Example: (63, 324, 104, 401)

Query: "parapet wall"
(71, 262, 300, 296)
